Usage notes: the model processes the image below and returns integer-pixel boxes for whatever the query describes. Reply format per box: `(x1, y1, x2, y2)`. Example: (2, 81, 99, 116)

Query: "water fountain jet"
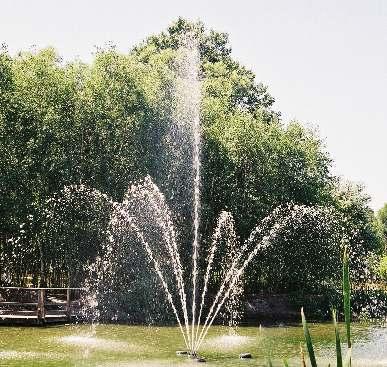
(82, 38, 335, 358)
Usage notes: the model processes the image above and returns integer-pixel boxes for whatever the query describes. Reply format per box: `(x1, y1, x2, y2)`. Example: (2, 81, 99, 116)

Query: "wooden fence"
(0, 287, 84, 325)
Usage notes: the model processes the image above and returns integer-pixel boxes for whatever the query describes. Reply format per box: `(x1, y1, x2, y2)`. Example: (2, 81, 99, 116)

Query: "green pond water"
(0, 323, 385, 366)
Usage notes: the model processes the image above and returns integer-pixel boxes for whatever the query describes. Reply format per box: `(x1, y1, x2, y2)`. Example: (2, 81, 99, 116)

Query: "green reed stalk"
(301, 307, 318, 367)
(342, 246, 351, 349)
(332, 309, 343, 367)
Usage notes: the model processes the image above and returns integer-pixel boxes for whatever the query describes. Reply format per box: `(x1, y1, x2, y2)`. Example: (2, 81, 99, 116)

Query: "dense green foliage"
(377, 203, 387, 249)
(0, 19, 383, 315)
(379, 256, 387, 281)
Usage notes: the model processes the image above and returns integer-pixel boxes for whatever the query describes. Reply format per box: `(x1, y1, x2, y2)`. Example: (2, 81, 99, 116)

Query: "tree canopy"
(0, 19, 382, 316)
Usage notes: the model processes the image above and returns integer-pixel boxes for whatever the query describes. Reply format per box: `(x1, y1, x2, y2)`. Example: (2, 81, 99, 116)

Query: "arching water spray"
(79, 41, 342, 358)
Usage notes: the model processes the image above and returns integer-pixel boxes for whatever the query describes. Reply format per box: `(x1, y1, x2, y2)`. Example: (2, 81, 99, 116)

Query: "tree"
(133, 17, 278, 122)
(200, 112, 335, 256)
(333, 182, 383, 259)
(0, 18, 382, 316)
(0, 47, 80, 234)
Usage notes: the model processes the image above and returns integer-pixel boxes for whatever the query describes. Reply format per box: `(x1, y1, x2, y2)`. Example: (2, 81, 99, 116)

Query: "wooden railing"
(0, 287, 84, 324)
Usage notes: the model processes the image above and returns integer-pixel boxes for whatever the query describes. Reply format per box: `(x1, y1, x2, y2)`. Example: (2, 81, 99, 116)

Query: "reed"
(299, 248, 352, 367)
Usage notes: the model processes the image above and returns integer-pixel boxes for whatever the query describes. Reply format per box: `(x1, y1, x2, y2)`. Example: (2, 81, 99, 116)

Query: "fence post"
(66, 288, 71, 321)
(37, 288, 45, 323)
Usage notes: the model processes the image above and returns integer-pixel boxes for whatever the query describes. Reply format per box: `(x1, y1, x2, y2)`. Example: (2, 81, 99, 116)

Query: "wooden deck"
(0, 287, 84, 325)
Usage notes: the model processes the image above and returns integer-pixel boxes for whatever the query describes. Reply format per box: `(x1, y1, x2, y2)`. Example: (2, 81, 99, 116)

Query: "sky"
(1, 0, 386, 210)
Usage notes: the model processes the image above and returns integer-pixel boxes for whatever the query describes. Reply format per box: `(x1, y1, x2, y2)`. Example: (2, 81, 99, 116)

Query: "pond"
(0, 323, 385, 366)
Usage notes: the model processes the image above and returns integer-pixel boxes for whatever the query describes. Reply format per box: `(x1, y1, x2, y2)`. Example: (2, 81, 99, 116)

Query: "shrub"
(378, 256, 387, 281)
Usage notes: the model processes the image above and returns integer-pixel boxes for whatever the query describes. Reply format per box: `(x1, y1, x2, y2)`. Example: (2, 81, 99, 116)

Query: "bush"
(378, 256, 387, 281)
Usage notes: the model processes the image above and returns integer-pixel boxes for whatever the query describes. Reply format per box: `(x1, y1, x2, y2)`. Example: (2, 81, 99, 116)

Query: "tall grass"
(342, 246, 351, 349)
(301, 307, 317, 367)
(266, 249, 352, 367)
(300, 248, 352, 367)
(333, 309, 343, 367)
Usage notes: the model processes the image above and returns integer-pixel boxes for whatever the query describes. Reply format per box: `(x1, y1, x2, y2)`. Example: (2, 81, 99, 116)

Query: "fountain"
(1, 34, 385, 367)
(3, 34, 384, 367)
(81, 38, 335, 359)
(0, 37, 343, 363)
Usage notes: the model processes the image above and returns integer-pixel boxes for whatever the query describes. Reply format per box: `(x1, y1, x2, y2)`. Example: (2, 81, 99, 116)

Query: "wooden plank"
(45, 314, 67, 318)
(0, 302, 38, 306)
(0, 287, 84, 291)
(0, 315, 38, 319)
(0, 302, 78, 306)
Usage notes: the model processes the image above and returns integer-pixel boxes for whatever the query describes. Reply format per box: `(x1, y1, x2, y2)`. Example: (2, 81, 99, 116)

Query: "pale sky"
(1, 0, 386, 210)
